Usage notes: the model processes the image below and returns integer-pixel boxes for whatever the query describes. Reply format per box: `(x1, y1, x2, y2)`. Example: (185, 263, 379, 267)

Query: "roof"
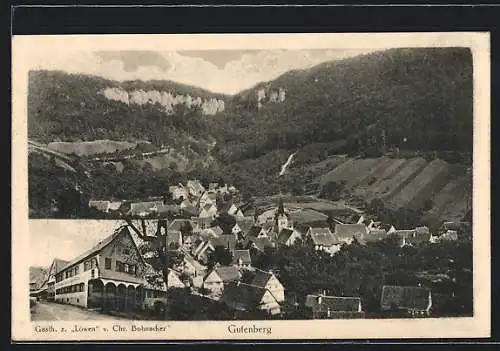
(381, 285, 431, 311)
(217, 201, 234, 214)
(232, 250, 252, 265)
(157, 204, 180, 214)
(211, 226, 224, 236)
(262, 221, 275, 232)
(365, 229, 388, 242)
(251, 269, 274, 287)
(89, 200, 110, 212)
(335, 224, 367, 240)
(305, 294, 361, 313)
(51, 258, 70, 274)
(236, 217, 255, 234)
(167, 231, 182, 246)
(310, 231, 338, 247)
(415, 226, 430, 236)
(309, 227, 331, 235)
(213, 235, 237, 250)
(247, 225, 263, 238)
(441, 221, 471, 233)
(212, 265, 240, 282)
(277, 228, 295, 244)
(129, 201, 157, 214)
(251, 237, 274, 251)
(60, 226, 132, 272)
(183, 252, 207, 273)
(221, 282, 273, 311)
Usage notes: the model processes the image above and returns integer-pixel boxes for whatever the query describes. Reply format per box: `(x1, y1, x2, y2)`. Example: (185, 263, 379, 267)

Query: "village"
(30, 178, 472, 321)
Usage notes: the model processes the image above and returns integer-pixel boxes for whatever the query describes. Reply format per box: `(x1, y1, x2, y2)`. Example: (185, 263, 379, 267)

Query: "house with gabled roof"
(334, 224, 368, 245)
(44, 258, 70, 301)
(186, 180, 205, 197)
(53, 225, 149, 310)
(129, 201, 158, 217)
(202, 265, 241, 299)
(199, 203, 217, 220)
(89, 200, 111, 213)
(249, 268, 285, 304)
(213, 234, 238, 252)
(305, 293, 364, 319)
(249, 237, 275, 252)
(277, 228, 301, 247)
(307, 228, 340, 253)
(246, 225, 269, 239)
(232, 249, 252, 268)
(220, 281, 281, 315)
(380, 285, 432, 317)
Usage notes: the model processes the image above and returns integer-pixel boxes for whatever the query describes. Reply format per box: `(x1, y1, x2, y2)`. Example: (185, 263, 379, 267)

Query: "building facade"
(54, 226, 149, 312)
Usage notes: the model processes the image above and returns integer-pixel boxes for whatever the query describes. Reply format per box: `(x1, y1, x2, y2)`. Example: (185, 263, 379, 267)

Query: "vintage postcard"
(12, 32, 490, 341)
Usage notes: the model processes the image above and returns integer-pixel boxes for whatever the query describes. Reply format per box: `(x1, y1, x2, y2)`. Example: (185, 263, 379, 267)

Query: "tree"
(211, 213, 236, 234)
(180, 221, 193, 238)
(125, 219, 169, 320)
(207, 246, 233, 269)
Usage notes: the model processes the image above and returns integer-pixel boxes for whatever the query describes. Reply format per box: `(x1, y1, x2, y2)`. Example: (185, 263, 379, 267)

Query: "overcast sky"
(29, 220, 129, 267)
(31, 49, 374, 94)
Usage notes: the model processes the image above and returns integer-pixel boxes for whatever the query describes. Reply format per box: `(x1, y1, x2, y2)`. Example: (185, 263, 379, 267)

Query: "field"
(309, 156, 471, 223)
(47, 140, 140, 156)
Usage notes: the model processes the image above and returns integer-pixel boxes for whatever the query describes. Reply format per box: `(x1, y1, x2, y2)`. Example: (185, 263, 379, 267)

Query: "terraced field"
(313, 156, 471, 223)
(386, 159, 452, 211)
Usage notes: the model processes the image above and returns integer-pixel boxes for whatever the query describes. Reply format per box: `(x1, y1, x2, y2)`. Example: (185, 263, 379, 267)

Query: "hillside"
(27, 48, 473, 224)
(214, 47, 473, 163)
(28, 70, 227, 149)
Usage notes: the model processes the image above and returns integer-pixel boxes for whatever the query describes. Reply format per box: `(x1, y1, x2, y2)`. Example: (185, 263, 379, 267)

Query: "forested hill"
(214, 47, 473, 163)
(28, 70, 228, 147)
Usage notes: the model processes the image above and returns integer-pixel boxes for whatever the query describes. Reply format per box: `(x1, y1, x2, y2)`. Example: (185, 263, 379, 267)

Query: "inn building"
(54, 225, 150, 312)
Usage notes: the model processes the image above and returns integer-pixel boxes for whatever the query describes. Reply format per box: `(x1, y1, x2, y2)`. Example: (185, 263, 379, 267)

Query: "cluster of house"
(88, 179, 239, 218)
(32, 195, 469, 319)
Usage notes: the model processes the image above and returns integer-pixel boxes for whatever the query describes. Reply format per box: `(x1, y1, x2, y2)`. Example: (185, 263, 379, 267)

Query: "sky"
(31, 48, 375, 94)
(29, 220, 129, 267)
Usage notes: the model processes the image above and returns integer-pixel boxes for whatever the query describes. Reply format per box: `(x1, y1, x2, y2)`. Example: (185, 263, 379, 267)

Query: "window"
(130, 265, 136, 275)
(116, 261, 124, 272)
(84, 261, 90, 271)
(75, 266, 79, 275)
(91, 258, 97, 269)
(105, 258, 112, 270)
(124, 263, 129, 273)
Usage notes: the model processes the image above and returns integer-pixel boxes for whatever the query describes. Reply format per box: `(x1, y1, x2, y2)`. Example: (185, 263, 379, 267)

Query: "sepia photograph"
(13, 32, 490, 340)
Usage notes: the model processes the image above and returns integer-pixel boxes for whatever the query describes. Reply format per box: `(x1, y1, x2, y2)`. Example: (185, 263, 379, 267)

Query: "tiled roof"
(60, 226, 129, 272)
(250, 269, 274, 288)
(247, 225, 263, 238)
(380, 285, 431, 311)
(221, 282, 271, 311)
(236, 217, 255, 234)
(129, 201, 157, 214)
(213, 235, 237, 250)
(305, 294, 361, 313)
(310, 231, 338, 246)
(251, 237, 274, 251)
(277, 228, 294, 244)
(212, 266, 240, 282)
(89, 200, 110, 212)
(335, 224, 367, 240)
(232, 250, 252, 265)
(365, 229, 387, 242)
